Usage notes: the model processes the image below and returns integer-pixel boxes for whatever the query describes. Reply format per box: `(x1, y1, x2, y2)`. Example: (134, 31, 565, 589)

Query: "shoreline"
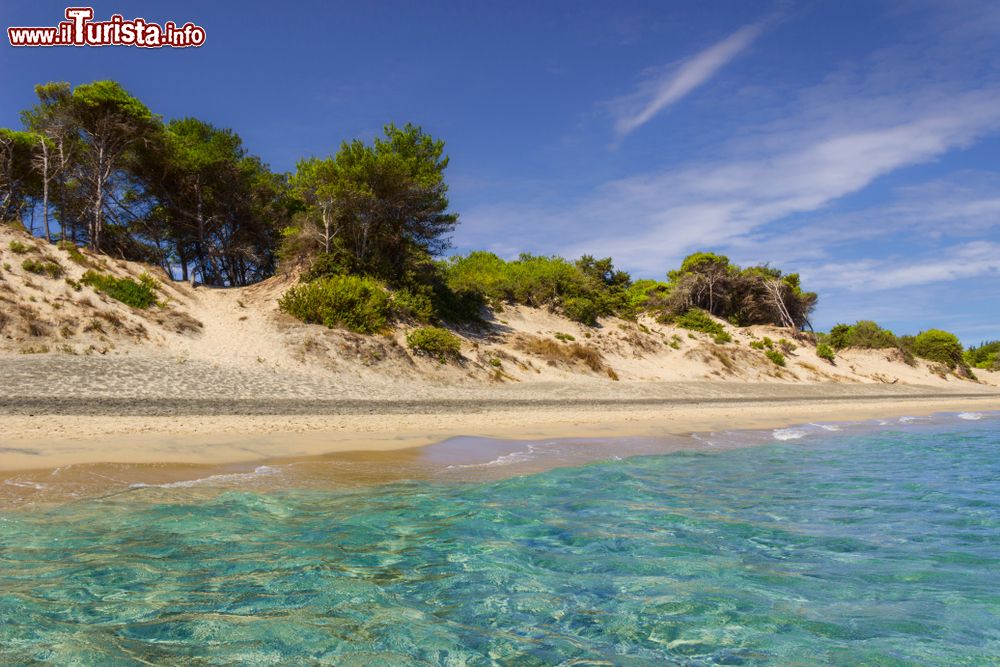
(2, 392, 997, 473)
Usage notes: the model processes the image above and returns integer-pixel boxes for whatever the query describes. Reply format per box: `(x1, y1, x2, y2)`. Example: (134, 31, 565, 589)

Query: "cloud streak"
(806, 242, 1000, 292)
(612, 20, 767, 137)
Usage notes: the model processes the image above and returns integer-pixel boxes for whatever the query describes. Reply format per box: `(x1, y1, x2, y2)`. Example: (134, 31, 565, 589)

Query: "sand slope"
(1, 225, 997, 399)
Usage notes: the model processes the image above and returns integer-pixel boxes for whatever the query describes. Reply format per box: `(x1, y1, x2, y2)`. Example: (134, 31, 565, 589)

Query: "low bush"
(828, 320, 897, 350)
(674, 308, 725, 335)
(391, 286, 435, 323)
(965, 341, 1000, 370)
(57, 240, 91, 267)
(713, 331, 732, 344)
(279, 275, 390, 334)
(816, 343, 836, 363)
(80, 271, 158, 308)
(554, 332, 575, 342)
(562, 296, 599, 325)
(765, 349, 786, 367)
(21, 258, 63, 278)
(443, 252, 629, 323)
(750, 337, 774, 351)
(8, 240, 29, 254)
(406, 326, 462, 361)
(911, 329, 964, 369)
(777, 338, 796, 353)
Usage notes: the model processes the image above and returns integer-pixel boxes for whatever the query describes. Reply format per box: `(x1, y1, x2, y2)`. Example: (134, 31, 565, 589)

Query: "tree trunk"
(92, 143, 104, 250)
(39, 140, 51, 242)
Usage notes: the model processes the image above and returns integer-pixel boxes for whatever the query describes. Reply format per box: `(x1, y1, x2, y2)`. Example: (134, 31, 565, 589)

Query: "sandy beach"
(2, 382, 997, 472)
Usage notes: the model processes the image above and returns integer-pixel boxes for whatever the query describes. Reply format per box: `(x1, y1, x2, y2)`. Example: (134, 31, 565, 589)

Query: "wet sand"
(1, 389, 997, 507)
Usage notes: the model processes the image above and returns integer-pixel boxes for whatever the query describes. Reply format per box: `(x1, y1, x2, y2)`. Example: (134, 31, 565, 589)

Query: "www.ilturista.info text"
(8, 8, 206, 48)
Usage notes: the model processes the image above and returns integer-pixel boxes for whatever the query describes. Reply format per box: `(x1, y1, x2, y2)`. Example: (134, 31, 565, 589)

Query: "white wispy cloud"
(611, 19, 768, 137)
(806, 242, 1000, 292)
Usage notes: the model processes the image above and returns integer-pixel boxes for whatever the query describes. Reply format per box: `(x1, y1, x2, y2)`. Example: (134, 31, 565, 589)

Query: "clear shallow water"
(1, 416, 999, 665)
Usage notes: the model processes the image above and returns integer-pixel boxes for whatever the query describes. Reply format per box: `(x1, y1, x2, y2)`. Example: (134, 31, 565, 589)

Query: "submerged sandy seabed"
(1, 389, 997, 507)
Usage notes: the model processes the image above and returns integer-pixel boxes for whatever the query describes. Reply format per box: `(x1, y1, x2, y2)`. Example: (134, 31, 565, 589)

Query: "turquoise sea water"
(1, 414, 999, 665)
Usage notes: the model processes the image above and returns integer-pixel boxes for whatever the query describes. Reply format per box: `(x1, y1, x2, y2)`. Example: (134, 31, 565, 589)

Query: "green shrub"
(816, 343, 835, 363)
(8, 240, 29, 254)
(392, 286, 435, 323)
(750, 337, 773, 351)
(713, 331, 732, 344)
(80, 271, 158, 308)
(443, 251, 629, 322)
(554, 332, 575, 342)
(445, 252, 589, 306)
(828, 320, 897, 350)
(57, 240, 91, 267)
(620, 279, 669, 318)
(675, 308, 725, 335)
(765, 349, 786, 366)
(302, 251, 355, 282)
(911, 329, 964, 369)
(563, 296, 598, 325)
(21, 258, 63, 278)
(279, 275, 390, 334)
(964, 341, 1000, 370)
(406, 326, 462, 361)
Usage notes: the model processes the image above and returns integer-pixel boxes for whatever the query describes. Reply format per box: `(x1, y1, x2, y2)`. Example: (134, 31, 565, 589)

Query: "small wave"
(691, 433, 718, 447)
(131, 466, 280, 489)
(898, 416, 930, 424)
(773, 428, 807, 441)
(958, 412, 983, 421)
(447, 445, 540, 469)
(810, 423, 842, 432)
(4, 479, 45, 491)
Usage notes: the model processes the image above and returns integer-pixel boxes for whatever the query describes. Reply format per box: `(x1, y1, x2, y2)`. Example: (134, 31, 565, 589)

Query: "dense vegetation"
(965, 341, 1000, 370)
(821, 320, 974, 374)
(2, 81, 291, 285)
(663, 252, 816, 330)
(277, 275, 390, 334)
(2, 80, 990, 374)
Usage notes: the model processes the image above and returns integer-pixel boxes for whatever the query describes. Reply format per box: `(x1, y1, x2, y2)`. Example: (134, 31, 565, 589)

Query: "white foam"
(773, 428, 807, 441)
(958, 412, 983, 421)
(810, 423, 842, 432)
(131, 466, 280, 489)
(446, 444, 541, 469)
(691, 433, 718, 447)
(898, 416, 930, 424)
(4, 479, 45, 490)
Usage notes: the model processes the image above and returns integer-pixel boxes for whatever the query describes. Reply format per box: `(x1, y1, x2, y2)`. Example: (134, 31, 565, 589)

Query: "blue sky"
(1, 1, 998, 342)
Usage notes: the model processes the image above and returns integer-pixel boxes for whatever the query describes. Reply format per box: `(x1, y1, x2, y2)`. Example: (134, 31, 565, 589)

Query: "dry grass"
(515, 335, 607, 373)
(96, 310, 124, 329)
(26, 318, 51, 337)
(708, 345, 737, 374)
(155, 310, 203, 334)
